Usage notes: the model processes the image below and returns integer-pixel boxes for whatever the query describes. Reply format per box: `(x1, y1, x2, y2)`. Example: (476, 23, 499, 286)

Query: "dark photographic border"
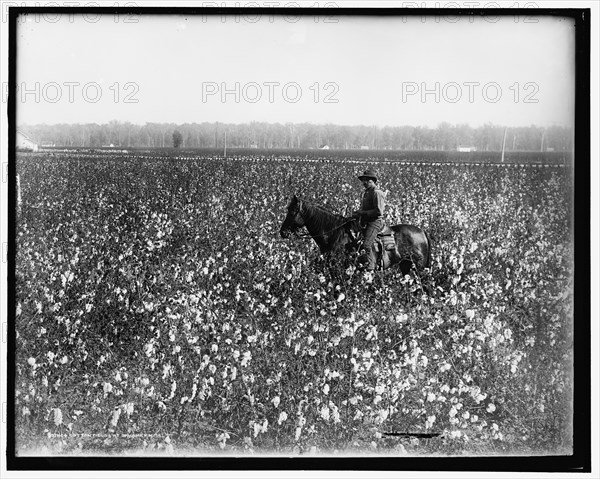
(6, 5, 591, 473)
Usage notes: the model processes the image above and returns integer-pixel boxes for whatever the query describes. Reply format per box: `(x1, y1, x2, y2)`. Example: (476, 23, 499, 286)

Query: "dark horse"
(279, 195, 431, 276)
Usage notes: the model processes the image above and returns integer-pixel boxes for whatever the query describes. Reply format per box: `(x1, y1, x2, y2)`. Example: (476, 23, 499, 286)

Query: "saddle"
(373, 227, 396, 253)
(377, 226, 394, 237)
(352, 222, 399, 270)
(353, 222, 396, 254)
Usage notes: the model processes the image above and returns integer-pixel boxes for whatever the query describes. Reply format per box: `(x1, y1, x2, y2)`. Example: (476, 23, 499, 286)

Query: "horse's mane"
(301, 200, 348, 232)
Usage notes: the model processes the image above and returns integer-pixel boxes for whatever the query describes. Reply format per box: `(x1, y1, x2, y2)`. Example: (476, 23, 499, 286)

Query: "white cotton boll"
(278, 411, 288, 425)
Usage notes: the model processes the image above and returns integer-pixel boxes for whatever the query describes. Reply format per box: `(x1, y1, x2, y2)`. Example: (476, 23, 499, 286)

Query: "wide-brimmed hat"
(358, 169, 378, 182)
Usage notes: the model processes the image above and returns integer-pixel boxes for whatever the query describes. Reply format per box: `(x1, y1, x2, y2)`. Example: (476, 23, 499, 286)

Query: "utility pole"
(540, 128, 546, 152)
(16, 173, 22, 217)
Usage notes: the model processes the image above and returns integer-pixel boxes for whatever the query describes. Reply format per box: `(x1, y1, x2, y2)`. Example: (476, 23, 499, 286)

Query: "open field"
(13, 149, 574, 456)
(40, 146, 571, 165)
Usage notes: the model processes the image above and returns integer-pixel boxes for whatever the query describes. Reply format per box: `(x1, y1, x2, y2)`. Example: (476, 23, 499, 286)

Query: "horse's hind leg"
(399, 259, 412, 276)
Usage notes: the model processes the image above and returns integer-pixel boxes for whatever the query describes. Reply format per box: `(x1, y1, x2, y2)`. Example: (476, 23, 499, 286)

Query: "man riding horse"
(279, 173, 431, 278)
(352, 169, 386, 272)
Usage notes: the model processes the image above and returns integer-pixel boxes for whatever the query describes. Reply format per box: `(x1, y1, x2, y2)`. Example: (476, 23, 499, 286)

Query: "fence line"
(15, 151, 569, 168)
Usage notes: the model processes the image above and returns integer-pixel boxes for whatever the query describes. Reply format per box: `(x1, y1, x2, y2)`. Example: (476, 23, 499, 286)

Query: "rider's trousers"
(362, 218, 384, 270)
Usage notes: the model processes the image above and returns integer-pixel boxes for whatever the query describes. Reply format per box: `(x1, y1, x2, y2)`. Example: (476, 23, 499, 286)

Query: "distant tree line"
(20, 120, 573, 152)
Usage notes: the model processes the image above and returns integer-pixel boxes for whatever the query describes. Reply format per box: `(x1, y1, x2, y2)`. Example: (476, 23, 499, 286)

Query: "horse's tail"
(424, 229, 432, 269)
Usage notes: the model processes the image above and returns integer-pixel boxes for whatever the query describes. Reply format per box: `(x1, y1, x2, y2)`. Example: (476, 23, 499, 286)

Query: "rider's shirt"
(361, 186, 386, 221)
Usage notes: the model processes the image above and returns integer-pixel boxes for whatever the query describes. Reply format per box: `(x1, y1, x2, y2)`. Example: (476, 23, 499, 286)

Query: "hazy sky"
(16, 12, 575, 128)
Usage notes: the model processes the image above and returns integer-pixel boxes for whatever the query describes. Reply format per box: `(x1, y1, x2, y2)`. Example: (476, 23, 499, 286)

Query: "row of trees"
(20, 121, 573, 152)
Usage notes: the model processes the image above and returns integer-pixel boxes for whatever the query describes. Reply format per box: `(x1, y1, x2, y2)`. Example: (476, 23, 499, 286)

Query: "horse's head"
(280, 195, 305, 238)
